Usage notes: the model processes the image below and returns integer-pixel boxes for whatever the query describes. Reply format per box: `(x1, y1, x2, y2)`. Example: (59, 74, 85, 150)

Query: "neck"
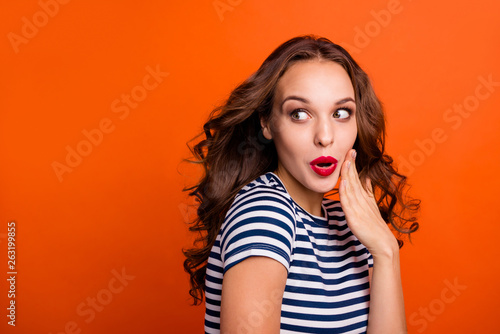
(274, 168, 325, 217)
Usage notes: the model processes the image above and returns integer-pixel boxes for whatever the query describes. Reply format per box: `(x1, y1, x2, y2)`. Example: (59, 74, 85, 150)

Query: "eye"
(290, 109, 310, 120)
(333, 108, 352, 119)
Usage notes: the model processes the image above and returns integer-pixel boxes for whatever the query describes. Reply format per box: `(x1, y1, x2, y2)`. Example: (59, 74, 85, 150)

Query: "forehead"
(274, 60, 355, 101)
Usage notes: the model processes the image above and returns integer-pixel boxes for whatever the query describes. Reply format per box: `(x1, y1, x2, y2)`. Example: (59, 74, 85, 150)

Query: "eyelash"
(289, 107, 354, 120)
(335, 107, 353, 118)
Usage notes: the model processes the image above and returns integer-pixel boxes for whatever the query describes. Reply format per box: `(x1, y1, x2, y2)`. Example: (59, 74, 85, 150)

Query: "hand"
(339, 149, 399, 258)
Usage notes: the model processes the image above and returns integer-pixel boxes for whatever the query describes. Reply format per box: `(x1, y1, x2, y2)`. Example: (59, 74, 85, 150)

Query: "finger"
(365, 177, 374, 196)
(339, 177, 352, 216)
(340, 149, 355, 183)
(339, 152, 355, 209)
(346, 150, 365, 199)
(339, 178, 364, 229)
(349, 152, 373, 201)
(340, 150, 356, 197)
(339, 149, 354, 181)
(342, 177, 366, 224)
(342, 149, 368, 213)
(346, 149, 360, 183)
(363, 177, 382, 215)
(346, 153, 379, 216)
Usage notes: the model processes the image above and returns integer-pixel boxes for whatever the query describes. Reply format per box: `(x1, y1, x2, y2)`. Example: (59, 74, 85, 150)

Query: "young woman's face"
(262, 59, 357, 199)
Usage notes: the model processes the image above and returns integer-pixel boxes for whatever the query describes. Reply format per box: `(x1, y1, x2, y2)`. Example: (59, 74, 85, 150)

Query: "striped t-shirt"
(204, 172, 373, 334)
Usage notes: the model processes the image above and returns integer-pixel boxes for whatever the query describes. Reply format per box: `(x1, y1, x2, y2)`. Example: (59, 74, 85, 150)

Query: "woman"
(183, 35, 419, 333)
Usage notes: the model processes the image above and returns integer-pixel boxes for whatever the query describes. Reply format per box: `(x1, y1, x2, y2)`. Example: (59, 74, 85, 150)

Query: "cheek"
(273, 132, 302, 155)
(269, 116, 294, 138)
(337, 125, 358, 153)
(347, 121, 358, 144)
(270, 118, 307, 151)
(272, 129, 310, 161)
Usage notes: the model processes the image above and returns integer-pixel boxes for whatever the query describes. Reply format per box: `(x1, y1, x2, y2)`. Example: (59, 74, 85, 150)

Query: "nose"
(314, 120, 334, 147)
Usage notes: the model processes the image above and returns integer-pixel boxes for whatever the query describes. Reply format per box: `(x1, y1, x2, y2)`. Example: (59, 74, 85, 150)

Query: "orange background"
(1, 1, 499, 333)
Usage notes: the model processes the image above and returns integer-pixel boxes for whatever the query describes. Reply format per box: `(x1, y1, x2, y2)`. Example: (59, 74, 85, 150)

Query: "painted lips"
(310, 156, 338, 177)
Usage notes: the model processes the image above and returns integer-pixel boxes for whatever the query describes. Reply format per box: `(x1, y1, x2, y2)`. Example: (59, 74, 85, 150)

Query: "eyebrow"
(280, 95, 356, 109)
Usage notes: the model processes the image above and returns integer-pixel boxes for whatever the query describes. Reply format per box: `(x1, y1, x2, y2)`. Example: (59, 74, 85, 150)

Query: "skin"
(220, 59, 406, 333)
(263, 59, 357, 217)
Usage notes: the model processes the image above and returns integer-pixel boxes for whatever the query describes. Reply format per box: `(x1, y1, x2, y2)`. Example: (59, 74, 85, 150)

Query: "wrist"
(370, 241, 400, 263)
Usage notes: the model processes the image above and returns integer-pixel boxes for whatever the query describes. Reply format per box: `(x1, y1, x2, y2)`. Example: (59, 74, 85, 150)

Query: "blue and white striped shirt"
(204, 172, 373, 333)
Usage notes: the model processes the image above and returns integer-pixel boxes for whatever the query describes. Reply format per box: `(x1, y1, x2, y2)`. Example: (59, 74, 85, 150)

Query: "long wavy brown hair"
(182, 35, 420, 305)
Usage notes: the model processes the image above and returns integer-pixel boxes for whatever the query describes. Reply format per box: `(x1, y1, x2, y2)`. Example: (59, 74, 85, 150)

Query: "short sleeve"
(220, 189, 296, 274)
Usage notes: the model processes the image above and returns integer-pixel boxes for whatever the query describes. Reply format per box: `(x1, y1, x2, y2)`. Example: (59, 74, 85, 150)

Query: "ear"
(260, 117, 273, 140)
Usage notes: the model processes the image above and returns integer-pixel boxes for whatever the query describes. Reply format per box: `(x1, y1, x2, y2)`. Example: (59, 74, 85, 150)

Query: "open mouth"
(310, 156, 338, 176)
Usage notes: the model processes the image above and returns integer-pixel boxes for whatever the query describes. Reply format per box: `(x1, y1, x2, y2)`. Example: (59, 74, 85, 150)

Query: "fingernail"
(352, 150, 357, 159)
(347, 161, 351, 170)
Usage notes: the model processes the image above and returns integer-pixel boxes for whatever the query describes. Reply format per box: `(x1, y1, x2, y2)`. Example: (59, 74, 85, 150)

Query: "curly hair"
(182, 35, 420, 305)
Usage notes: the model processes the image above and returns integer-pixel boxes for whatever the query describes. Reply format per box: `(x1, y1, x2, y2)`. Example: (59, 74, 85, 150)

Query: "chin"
(307, 176, 339, 194)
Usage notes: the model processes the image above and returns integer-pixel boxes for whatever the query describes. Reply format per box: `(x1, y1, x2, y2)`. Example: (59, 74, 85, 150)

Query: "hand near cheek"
(339, 149, 399, 257)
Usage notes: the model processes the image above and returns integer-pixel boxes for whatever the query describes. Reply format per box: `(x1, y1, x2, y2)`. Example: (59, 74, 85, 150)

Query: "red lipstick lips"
(310, 156, 338, 177)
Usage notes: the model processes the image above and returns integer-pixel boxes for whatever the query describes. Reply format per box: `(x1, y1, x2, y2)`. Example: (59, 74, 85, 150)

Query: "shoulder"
(220, 174, 296, 272)
(225, 172, 296, 224)
(219, 173, 297, 262)
(235, 172, 291, 204)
